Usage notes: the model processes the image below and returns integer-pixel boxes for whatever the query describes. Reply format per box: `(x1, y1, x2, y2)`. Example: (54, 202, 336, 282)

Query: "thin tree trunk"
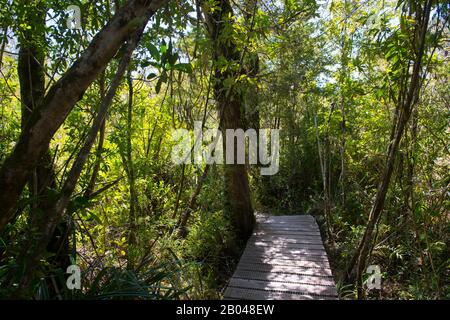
(346, 0, 432, 297)
(0, 27, 7, 68)
(339, 59, 347, 206)
(172, 164, 186, 220)
(324, 105, 334, 239)
(84, 73, 107, 198)
(339, 0, 349, 207)
(339, 99, 346, 205)
(177, 165, 211, 238)
(243, 0, 260, 134)
(125, 67, 138, 268)
(314, 108, 333, 240)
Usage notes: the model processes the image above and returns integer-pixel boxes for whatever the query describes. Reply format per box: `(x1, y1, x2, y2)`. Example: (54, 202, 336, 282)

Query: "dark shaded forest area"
(0, 0, 448, 300)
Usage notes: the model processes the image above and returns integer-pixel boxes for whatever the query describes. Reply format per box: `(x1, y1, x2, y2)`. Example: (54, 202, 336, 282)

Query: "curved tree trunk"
(0, 0, 168, 233)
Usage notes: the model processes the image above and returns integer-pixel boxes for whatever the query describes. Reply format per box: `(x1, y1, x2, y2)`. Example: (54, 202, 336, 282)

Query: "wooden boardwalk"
(224, 215, 338, 300)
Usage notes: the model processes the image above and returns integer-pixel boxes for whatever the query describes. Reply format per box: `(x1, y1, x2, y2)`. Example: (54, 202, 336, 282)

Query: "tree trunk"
(346, 0, 432, 297)
(243, 0, 260, 134)
(125, 68, 138, 268)
(177, 165, 211, 238)
(84, 73, 107, 198)
(17, 0, 71, 281)
(17, 0, 54, 214)
(201, 0, 255, 240)
(314, 108, 333, 240)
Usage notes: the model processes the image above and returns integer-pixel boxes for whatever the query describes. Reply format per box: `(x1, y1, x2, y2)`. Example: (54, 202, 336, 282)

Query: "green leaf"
(155, 78, 162, 94)
(149, 61, 161, 68)
(141, 60, 151, 68)
(160, 70, 168, 83)
(147, 72, 157, 80)
(168, 52, 179, 66)
(160, 43, 167, 55)
(147, 43, 160, 61)
(173, 63, 192, 74)
(86, 211, 102, 224)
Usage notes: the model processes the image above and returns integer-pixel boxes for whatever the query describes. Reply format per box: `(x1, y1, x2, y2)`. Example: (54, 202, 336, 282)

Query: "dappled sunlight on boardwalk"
(224, 215, 338, 300)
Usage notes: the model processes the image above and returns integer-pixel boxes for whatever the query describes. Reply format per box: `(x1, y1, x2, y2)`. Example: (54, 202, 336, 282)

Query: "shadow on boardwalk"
(223, 214, 338, 300)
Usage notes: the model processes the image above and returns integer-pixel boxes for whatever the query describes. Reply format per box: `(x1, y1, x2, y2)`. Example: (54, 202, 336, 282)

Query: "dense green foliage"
(0, 0, 448, 299)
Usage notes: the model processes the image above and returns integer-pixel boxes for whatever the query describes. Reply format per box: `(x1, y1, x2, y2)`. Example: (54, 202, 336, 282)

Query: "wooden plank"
(257, 223, 317, 228)
(247, 245, 326, 253)
(253, 235, 323, 241)
(256, 227, 319, 233)
(255, 227, 320, 233)
(250, 236, 324, 245)
(244, 251, 328, 261)
(248, 238, 324, 246)
(261, 216, 315, 220)
(224, 287, 337, 300)
(236, 259, 332, 277)
(256, 228, 319, 233)
(245, 247, 327, 256)
(259, 229, 319, 232)
(258, 220, 318, 225)
(258, 220, 318, 226)
(248, 240, 325, 250)
(254, 231, 322, 237)
(260, 217, 315, 221)
(233, 270, 335, 286)
(258, 221, 318, 226)
(242, 252, 330, 263)
(252, 233, 323, 241)
(228, 278, 338, 297)
(241, 252, 328, 263)
(257, 218, 317, 225)
(239, 254, 329, 268)
(246, 247, 328, 257)
(259, 220, 317, 226)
